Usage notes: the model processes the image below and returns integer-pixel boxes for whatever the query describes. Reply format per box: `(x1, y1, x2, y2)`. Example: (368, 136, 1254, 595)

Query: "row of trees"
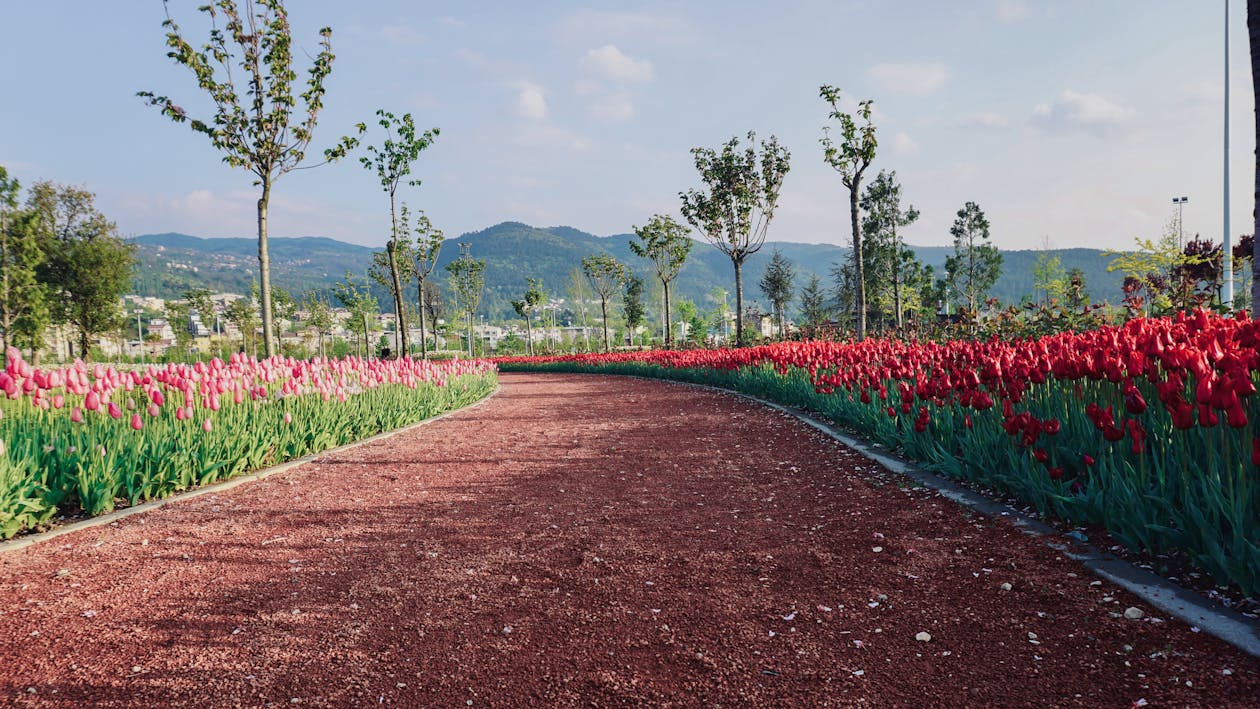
(0, 169, 136, 362)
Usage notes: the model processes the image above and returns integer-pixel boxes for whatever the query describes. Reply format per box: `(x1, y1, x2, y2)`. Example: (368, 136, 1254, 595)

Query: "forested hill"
(130, 223, 1127, 317)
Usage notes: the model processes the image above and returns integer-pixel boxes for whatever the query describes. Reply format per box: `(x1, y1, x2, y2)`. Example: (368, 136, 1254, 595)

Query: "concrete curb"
(535, 371, 1260, 660)
(0, 383, 501, 555)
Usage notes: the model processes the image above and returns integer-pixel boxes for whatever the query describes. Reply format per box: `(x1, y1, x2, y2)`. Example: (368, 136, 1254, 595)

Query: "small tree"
(305, 294, 334, 357)
(623, 274, 645, 346)
(820, 85, 878, 339)
(165, 300, 194, 357)
(510, 277, 545, 356)
(224, 294, 260, 355)
(333, 272, 378, 357)
(139, 0, 360, 357)
(185, 288, 215, 338)
(369, 241, 413, 356)
(582, 254, 627, 353)
(859, 170, 918, 328)
(629, 214, 692, 348)
(0, 168, 46, 358)
(1064, 267, 1090, 311)
(565, 266, 593, 352)
(29, 182, 135, 360)
(758, 249, 796, 338)
(446, 255, 486, 358)
(798, 273, 829, 333)
(410, 210, 444, 358)
(680, 132, 790, 346)
(421, 279, 445, 350)
(360, 111, 439, 358)
(1032, 252, 1068, 306)
(1106, 221, 1194, 315)
(944, 202, 1002, 314)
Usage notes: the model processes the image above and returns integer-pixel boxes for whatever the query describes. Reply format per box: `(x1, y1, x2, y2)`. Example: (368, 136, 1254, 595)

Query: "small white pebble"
(1124, 607, 1145, 620)
(915, 631, 932, 642)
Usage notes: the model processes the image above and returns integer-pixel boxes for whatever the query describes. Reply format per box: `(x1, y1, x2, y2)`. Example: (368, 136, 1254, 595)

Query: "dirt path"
(0, 372, 1256, 707)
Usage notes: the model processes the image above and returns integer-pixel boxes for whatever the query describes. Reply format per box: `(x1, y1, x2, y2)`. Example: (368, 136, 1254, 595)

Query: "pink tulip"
(107, 402, 122, 419)
(52, 394, 64, 409)
(202, 418, 213, 433)
(147, 403, 160, 417)
(85, 391, 101, 411)
(70, 407, 84, 423)
(130, 413, 143, 431)
(283, 412, 292, 424)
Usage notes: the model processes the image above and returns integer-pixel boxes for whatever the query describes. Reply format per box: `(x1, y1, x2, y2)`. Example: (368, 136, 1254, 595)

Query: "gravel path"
(1, 372, 1257, 707)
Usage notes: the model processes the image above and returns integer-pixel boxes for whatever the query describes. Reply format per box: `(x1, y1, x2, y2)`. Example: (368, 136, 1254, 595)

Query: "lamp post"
(1223, 0, 1234, 307)
(1172, 196, 1189, 250)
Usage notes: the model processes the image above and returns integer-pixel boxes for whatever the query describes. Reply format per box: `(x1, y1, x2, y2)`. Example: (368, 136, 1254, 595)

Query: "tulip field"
(0, 348, 496, 538)
(498, 310, 1260, 596)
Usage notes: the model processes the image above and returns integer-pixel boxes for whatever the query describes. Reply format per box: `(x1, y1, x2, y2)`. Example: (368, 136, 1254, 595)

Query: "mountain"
(129, 224, 1128, 318)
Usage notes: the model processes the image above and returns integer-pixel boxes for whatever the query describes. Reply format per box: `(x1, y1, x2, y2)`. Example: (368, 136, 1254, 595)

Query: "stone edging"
(0, 383, 501, 555)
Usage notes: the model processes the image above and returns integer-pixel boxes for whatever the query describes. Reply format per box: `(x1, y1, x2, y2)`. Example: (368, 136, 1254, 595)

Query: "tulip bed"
(498, 310, 1260, 596)
(0, 349, 497, 538)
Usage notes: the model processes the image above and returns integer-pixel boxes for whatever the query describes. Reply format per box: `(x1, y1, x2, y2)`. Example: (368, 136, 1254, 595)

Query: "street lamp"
(1172, 196, 1189, 250)
(1223, 0, 1234, 307)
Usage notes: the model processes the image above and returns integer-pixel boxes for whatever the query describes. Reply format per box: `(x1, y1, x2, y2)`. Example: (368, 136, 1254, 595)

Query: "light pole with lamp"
(1223, 0, 1234, 307)
(1172, 196, 1189, 250)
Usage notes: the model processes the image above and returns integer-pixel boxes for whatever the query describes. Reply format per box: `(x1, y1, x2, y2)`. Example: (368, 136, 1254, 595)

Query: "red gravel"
(0, 372, 1256, 707)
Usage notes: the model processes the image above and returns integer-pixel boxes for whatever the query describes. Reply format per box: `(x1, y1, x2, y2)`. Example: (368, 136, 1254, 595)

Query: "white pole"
(1224, 0, 1234, 307)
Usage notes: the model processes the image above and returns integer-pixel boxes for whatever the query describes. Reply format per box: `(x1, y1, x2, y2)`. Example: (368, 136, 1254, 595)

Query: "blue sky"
(0, 1, 1250, 252)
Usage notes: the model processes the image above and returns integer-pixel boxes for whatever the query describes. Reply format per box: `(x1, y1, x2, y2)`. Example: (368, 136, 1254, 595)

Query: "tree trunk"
(850, 186, 867, 340)
(466, 311, 474, 358)
(600, 298, 610, 353)
(663, 281, 672, 349)
(429, 303, 439, 354)
(525, 308, 533, 356)
(78, 325, 89, 362)
(417, 277, 427, 359)
(258, 178, 275, 358)
(733, 260, 744, 346)
(1252, 0, 1260, 317)
(361, 314, 369, 358)
(387, 194, 408, 358)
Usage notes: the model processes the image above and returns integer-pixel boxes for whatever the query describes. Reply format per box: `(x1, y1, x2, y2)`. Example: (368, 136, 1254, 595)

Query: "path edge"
(536, 371, 1260, 659)
(0, 383, 501, 555)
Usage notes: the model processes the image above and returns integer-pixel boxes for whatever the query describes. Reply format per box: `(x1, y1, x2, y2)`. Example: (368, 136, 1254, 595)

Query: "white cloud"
(516, 83, 548, 120)
(1030, 90, 1133, 136)
(892, 132, 920, 155)
(867, 62, 949, 95)
(589, 93, 635, 121)
(379, 25, 424, 45)
(558, 11, 694, 48)
(995, 0, 1031, 23)
(963, 112, 1010, 129)
(440, 16, 466, 29)
(579, 45, 654, 83)
(516, 124, 591, 153)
